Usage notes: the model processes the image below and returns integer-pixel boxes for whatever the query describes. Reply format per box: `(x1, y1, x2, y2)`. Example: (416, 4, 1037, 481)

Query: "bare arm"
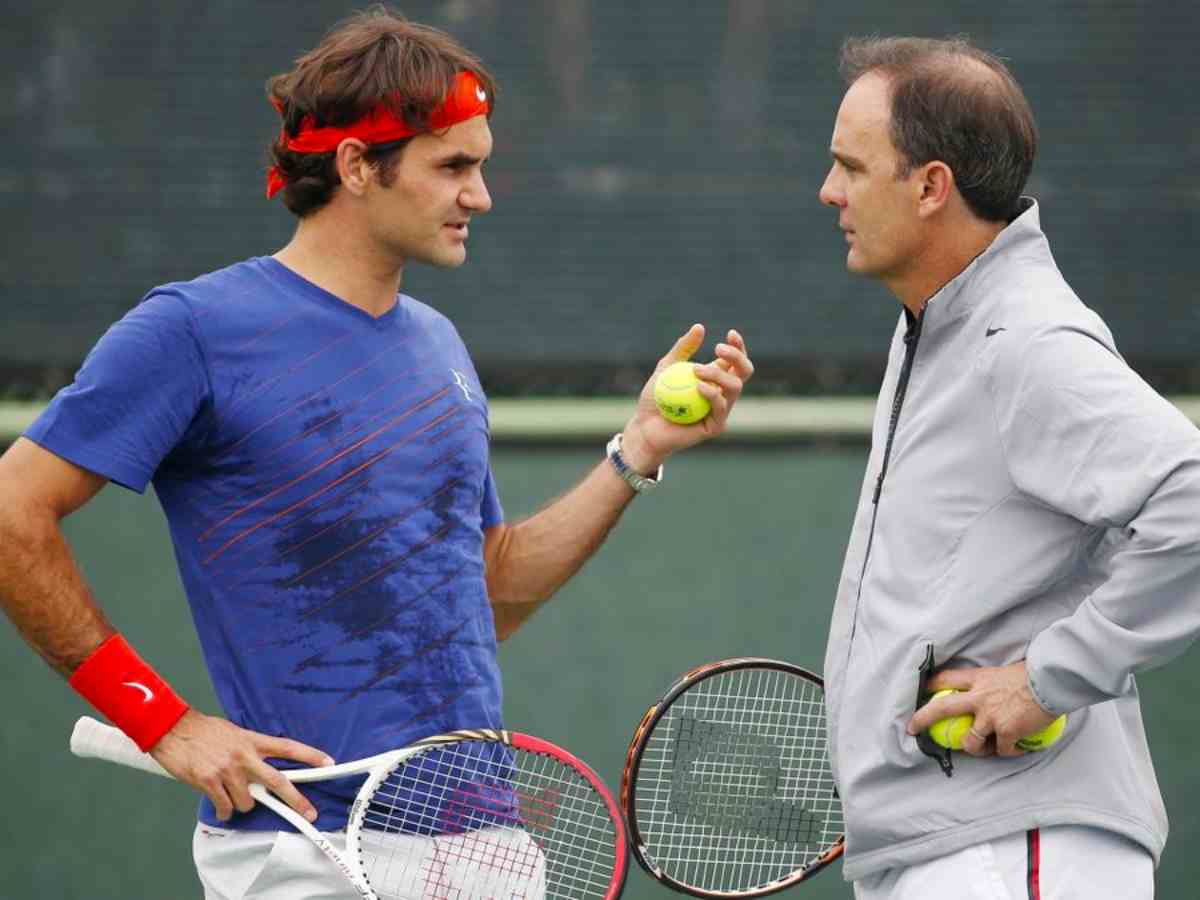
(0, 437, 331, 821)
(484, 452, 638, 640)
(0, 437, 115, 673)
(485, 326, 753, 639)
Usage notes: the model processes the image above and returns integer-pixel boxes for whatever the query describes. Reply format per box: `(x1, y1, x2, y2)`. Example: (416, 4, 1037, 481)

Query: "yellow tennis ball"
(927, 689, 974, 750)
(1015, 713, 1067, 751)
(653, 361, 711, 425)
(927, 688, 1067, 751)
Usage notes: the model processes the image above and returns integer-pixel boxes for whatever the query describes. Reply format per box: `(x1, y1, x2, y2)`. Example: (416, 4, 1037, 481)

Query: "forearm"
(485, 327, 752, 639)
(1026, 457, 1200, 713)
(0, 502, 115, 676)
(487, 455, 642, 639)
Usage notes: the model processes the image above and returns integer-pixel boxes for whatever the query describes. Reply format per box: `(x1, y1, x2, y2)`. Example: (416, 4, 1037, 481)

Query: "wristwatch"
(606, 432, 663, 493)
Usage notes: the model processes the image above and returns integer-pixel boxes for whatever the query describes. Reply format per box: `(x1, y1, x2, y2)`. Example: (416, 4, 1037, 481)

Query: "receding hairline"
(845, 41, 1017, 106)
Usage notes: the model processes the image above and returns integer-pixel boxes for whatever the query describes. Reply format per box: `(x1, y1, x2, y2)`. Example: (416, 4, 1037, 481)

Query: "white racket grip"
(71, 715, 173, 778)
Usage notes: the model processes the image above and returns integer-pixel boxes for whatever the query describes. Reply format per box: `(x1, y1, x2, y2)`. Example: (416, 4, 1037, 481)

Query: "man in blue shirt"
(0, 9, 753, 897)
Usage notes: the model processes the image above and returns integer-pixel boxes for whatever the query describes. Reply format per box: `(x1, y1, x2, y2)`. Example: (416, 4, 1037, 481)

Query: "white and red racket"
(72, 716, 627, 900)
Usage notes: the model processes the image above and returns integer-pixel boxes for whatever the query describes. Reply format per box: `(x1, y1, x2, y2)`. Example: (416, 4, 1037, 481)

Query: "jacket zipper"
(848, 308, 924, 647)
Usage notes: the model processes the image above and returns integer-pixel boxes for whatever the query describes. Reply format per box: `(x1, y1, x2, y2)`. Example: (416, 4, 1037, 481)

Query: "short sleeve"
(23, 291, 211, 493)
(480, 464, 504, 529)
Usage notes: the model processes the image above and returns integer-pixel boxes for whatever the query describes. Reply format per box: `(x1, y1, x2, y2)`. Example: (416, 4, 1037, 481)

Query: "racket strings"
(355, 741, 620, 900)
(633, 667, 843, 894)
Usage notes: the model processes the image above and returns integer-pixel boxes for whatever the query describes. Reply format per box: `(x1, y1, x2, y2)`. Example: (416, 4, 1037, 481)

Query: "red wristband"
(68, 634, 189, 751)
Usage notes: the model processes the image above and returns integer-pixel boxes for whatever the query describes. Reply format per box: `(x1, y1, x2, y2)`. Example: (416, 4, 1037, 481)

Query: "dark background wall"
(2, 0, 1198, 398)
(3, 447, 1200, 898)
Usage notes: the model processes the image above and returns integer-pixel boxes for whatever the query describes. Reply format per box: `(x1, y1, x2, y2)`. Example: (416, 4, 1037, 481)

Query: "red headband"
(266, 70, 491, 199)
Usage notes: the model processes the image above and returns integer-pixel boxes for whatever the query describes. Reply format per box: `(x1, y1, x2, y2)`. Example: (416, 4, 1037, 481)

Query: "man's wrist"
(68, 633, 190, 751)
(606, 432, 664, 493)
(617, 424, 666, 475)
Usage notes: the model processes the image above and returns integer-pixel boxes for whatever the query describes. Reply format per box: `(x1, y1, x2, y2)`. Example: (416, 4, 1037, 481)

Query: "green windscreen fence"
(3, 448, 1200, 897)
(3, 1, 1198, 398)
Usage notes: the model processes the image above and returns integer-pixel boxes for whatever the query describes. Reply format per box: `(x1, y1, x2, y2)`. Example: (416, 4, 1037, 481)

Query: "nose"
(461, 169, 492, 214)
(819, 165, 844, 208)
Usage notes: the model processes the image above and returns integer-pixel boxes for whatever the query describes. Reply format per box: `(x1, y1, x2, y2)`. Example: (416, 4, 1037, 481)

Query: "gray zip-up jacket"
(825, 199, 1200, 881)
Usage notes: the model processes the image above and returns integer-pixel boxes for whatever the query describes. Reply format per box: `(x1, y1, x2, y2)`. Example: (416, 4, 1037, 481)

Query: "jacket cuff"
(1026, 599, 1137, 715)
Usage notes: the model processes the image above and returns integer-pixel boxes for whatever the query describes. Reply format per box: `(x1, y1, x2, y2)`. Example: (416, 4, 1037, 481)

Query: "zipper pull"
(872, 473, 883, 504)
(914, 643, 954, 778)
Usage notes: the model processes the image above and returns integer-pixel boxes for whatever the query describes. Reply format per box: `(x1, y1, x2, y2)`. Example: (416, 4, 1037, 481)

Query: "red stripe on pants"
(1026, 829, 1042, 900)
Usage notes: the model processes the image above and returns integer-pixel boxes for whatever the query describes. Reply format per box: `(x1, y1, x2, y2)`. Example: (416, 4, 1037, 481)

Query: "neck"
(273, 205, 402, 318)
(888, 215, 1007, 317)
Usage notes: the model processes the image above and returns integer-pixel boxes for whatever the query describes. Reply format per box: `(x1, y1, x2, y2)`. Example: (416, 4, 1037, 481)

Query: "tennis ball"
(927, 689, 974, 750)
(1015, 713, 1067, 751)
(926, 688, 1067, 751)
(653, 361, 711, 425)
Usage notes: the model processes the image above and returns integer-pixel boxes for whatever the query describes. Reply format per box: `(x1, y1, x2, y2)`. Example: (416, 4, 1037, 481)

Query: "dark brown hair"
(266, 6, 497, 217)
(840, 36, 1037, 222)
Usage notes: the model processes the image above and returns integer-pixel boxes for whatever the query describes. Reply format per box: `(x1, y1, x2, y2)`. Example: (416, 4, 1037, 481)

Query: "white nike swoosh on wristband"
(122, 681, 155, 702)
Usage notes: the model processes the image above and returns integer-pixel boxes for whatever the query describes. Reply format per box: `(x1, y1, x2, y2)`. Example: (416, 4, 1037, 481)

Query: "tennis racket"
(71, 716, 627, 900)
(620, 658, 844, 898)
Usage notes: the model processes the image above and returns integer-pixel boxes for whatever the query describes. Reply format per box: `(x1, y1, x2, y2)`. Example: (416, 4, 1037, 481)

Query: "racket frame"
(620, 657, 845, 899)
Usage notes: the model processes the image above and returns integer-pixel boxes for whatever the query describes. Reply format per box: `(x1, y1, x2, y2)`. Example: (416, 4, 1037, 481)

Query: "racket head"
(346, 729, 628, 900)
(621, 658, 844, 898)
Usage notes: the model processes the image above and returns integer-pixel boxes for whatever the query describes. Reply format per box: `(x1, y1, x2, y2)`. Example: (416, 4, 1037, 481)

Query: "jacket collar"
(920, 196, 1047, 328)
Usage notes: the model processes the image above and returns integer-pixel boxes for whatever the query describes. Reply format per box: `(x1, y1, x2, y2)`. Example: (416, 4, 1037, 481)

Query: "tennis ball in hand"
(927, 689, 974, 750)
(1015, 713, 1067, 751)
(653, 361, 711, 425)
(926, 688, 1067, 751)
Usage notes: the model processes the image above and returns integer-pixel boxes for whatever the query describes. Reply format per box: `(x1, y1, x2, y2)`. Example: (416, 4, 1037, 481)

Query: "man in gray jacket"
(818, 36, 1200, 898)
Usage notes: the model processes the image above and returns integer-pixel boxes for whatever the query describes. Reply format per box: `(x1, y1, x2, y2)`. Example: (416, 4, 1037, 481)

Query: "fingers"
(713, 329, 753, 379)
(250, 734, 334, 823)
(658, 323, 706, 368)
(906, 686, 998, 757)
(253, 764, 320, 823)
(257, 734, 335, 769)
(919, 661, 1043, 757)
(924, 669, 975, 695)
(694, 332, 753, 429)
(153, 713, 329, 823)
(907, 689, 973, 735)
(694, 357, 743, 420)
(960, 723, 996, 757)
(206, 782, 236, 822)
(195, 754, 319, 823)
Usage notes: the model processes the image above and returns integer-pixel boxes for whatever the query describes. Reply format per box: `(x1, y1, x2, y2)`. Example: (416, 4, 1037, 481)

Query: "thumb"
(660, 323, 705, 368)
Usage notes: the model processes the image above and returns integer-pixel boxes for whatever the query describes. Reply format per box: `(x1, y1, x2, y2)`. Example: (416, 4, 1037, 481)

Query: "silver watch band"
(606, 432, 663, 493)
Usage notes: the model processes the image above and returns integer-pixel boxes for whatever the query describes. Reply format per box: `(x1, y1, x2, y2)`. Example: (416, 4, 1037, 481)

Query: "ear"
(916, 161, 954, 219)
(334, 139, 372, 197)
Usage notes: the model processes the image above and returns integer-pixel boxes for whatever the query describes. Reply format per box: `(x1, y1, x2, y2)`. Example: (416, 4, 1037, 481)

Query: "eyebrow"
(830, 149, 866, 170)
(437, 151, 488, 166)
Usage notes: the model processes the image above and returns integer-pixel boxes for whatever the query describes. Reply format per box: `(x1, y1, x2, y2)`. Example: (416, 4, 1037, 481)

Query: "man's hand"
(906, 660, 1059, 757)
(620, 324, 754, 474)
(150, 709, 334, 822)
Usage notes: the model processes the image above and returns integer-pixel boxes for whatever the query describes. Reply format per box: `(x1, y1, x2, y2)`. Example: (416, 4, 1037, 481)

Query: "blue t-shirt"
(27, 257, 505, 830)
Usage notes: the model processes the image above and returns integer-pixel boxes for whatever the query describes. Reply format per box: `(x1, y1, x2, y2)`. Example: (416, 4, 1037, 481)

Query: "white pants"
(194, 822, 547, 900)
(853, 826, 1153, 900)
